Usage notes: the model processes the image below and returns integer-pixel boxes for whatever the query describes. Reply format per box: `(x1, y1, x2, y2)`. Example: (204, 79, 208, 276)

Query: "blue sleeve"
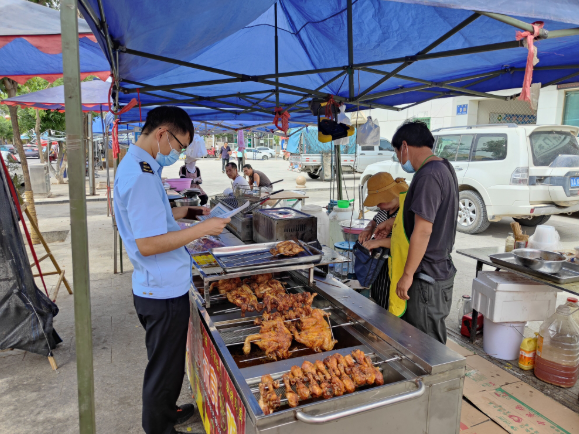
(126, 174, 169, 239)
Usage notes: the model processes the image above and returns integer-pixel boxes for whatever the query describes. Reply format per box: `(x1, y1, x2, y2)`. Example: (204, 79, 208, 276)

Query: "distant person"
(220, 142, 231, 172)
(179, 156, 208, 206)
(242, 164, 273, 193)
(236, 147, 244, 166)
(225, 161, 249, 193)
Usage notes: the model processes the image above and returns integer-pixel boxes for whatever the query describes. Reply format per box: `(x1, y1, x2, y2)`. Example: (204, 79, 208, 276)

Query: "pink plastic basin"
(165, 178, 192, 192)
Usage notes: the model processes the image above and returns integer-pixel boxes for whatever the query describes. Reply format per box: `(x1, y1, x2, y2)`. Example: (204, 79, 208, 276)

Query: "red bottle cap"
(567, 297, 578, 303)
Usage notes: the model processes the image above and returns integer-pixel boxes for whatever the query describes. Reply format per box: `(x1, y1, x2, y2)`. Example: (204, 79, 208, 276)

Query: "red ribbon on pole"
(516, 21, 544, 105)
(273, 107, 291, 134)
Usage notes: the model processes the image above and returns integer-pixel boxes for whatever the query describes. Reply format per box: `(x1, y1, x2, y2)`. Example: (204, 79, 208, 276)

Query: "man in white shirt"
(225, 161, 249, 191)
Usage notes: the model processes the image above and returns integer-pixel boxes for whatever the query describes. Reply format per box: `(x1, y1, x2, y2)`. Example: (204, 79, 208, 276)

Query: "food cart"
(184, 230, 466, 434)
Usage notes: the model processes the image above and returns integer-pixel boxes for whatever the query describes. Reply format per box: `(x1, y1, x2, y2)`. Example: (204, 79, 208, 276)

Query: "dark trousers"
(401, 275, 454, 344)
(134, 292, 190, 434)
(221, 158, 229, 171)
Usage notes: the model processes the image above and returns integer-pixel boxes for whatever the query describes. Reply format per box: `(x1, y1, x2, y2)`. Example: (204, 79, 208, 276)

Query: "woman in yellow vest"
(359, 173, 408, 315)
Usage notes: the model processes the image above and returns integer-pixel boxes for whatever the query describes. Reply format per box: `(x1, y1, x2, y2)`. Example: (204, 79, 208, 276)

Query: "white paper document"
(197, 201, 250, 221)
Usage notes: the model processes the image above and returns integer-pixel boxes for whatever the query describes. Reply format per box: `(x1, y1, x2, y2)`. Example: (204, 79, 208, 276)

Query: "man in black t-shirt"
(390, 120, 459, 344)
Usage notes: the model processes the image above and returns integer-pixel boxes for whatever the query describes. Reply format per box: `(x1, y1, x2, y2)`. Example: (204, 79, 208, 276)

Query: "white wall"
(362, 85, 566, 140)
(536, 86, 564, 124)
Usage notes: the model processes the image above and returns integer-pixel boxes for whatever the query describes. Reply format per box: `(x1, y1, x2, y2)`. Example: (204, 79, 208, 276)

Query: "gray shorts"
(401, 274, 454, 344)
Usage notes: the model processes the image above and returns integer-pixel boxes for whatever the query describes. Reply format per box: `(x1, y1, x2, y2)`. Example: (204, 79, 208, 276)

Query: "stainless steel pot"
(512, 248, 566, 274)
(174, 197, 200, 207)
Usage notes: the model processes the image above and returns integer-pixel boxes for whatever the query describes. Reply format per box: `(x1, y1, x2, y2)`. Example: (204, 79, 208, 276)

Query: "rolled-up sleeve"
(126, 174, 168, 239)
(408, 175, 442, 224)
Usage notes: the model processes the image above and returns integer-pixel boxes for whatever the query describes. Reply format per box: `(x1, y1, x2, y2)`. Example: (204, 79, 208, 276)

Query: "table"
(457, 247, 579, 343)
(268, 190, 308, 208)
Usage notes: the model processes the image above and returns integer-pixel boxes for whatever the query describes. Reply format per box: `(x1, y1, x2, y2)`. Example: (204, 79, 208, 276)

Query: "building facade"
(369, 84, 579, 140)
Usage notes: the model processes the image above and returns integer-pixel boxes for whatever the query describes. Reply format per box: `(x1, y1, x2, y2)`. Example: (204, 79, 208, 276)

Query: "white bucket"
(483, 318, 526, 360)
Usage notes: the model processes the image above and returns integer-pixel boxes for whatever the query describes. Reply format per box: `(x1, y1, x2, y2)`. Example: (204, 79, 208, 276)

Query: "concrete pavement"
(2, 160, 579, 433)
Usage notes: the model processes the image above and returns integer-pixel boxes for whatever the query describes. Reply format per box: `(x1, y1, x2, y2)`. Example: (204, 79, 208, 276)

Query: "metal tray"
(489, 252, 579, 284)
(210, 240, 323, 273)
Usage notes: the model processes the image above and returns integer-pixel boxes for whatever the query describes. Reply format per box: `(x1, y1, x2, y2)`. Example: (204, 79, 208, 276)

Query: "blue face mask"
(400, 144, 415, 173)
(155, 133, 180, 167)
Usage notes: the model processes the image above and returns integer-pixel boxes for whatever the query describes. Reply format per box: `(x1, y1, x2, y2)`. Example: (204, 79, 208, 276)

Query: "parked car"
(360, 123, 579, 234)
(245, 148, 271, 160)
(0, 144, 16, 154)
(23, 145, 40, 158)
(1, 150, 20, 164)
(255, 146, 276, 158)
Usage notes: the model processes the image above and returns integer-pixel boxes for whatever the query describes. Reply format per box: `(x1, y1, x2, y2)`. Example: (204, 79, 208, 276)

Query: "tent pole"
(347, 0, 354, 100)
(95, 0, 117, 77)
(60, 1, 96, 433)
(274, 2, 279, 107)
(88, 112, 95, 196)
(356, 13, 481, 99)
(476, 11, 547, 35)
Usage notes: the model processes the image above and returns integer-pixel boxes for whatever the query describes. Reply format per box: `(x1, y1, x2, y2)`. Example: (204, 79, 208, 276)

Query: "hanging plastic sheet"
(0, 155, 61, 356)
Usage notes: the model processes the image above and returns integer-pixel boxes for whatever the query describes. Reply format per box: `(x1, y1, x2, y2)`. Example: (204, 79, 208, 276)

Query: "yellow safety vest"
(388, 192, 408, 317)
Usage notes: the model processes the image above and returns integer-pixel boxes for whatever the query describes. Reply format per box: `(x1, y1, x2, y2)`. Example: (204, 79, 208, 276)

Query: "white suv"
(360, 124, 579, 234)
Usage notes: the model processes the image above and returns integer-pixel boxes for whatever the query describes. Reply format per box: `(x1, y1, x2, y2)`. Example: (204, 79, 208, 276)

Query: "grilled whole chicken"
(209, 277, 242, 294)
(282, 374, 299, 408)
(225, 284, 262, 317)
(289, 309, 337, 352)
(270, 240, 304, 257)
(252, 279, 285, 299)
(243, 318, 292, 360)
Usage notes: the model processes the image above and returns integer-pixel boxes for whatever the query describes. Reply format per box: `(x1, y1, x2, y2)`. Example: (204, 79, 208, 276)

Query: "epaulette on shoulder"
(139, 161, 154, 174)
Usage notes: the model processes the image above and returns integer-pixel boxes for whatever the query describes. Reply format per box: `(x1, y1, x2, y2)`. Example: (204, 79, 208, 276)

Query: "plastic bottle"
(456, 295, 472, 330)
(519, 333, 538, 370)
(301, 204, 330, 247)
(535, 305, 579, 387)
(505, 232, 515, 252)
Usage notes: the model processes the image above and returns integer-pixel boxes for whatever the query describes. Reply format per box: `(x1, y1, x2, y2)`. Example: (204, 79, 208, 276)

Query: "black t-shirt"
(403, 159, 458, 280)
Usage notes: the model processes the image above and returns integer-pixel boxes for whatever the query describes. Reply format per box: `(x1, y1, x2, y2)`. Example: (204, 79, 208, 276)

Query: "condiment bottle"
(519, 333, 538, 370)
(505, 232, 515, 252)
(535, 305, 579, 387)
(565, 297, 579, 327)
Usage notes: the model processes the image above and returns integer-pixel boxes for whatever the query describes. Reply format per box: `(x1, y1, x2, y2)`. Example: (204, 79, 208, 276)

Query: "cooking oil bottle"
(518, 333, 538, 370)
(565, 297, 579, 326)
(535, 305, 579, 387)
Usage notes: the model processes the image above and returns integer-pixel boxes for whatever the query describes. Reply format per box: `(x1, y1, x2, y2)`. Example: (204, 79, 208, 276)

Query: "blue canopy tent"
(0, 0, 109, 84)
(1, 79, 110, 112)
(78, 0, 579, 122)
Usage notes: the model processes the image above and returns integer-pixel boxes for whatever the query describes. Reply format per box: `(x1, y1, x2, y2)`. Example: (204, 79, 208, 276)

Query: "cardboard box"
(461, 420, 509, 433)
(447, 339, 476, 357)
(464, 356, 520, 397)
(464, 355, 579, 434)
(461, 401, 490, 430)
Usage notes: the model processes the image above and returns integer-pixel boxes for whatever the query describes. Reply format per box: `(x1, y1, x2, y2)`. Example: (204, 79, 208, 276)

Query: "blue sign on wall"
(457, 104, 468, 115)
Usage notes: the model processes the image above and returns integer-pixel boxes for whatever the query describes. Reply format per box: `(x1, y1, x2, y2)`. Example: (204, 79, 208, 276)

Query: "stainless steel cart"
(186, 264, 466, 434)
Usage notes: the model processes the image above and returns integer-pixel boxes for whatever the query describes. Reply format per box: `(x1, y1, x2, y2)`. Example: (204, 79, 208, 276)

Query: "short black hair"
(226, 162, 237, 170)
(141, 106, 194, 145)
(242, 164, 252, 170)
(391, 119, 434, 150)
